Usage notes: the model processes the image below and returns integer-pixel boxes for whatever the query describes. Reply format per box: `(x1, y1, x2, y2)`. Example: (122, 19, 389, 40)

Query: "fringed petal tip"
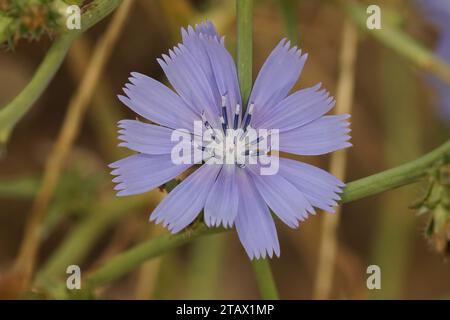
(204, 216, 234, 229)
(181, 20, 219, 39)
(247, 245, 281, 260)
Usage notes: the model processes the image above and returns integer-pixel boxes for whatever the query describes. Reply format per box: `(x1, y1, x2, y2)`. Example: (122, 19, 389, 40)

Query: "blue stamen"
(233, 104, 240, 130)
(221, 96, 228, 129)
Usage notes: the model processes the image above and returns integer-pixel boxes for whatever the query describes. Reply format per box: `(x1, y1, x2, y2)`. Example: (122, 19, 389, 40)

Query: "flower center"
(197, 96, 271, 166)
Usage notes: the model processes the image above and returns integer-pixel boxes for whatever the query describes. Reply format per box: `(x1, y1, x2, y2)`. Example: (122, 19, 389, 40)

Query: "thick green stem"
(237, 0, 279, 300)
(85, 224, 223, 290)
(0, 0, 122, 146)
(341, 140, 450, 203)
(47, 139, 450, 298)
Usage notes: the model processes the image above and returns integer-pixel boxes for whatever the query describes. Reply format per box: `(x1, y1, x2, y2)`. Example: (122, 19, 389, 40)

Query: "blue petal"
(117, 120, 190, 155)
(249, 39, 307, 124)
(193, 20, 219, 37)
(118, 72, 198, 130)
(247, 165, 314, 228)
(150, 164, 221, 233)
(200, 34, 242, 123)
(204, 165, 239, 228)
(253, 84, 335, 132)
(278, 158, 345, 213)
(235, 169, 280, 260)
(157, 44, 219, 125)
(109, 154, 191, 196)
(279, 114, 352, 155)
(181, 25, 222, 107)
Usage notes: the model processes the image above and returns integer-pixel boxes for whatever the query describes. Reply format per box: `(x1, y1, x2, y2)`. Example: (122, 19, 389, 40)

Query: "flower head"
(110, 21, 351, 259)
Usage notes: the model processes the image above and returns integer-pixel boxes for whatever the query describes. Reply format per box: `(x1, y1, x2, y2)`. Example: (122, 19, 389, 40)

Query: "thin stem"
(335, 0, 450, 87)
(66, 36, 129, 161)
(236, 0, 253, 108)
(0, 35, 73, 145)
(314, 20, 358, 300)
(251, 259, 279, 300)
(45, 138, 450, 297)
(0, 0, 123, 146)
(237, 0, 279, 300)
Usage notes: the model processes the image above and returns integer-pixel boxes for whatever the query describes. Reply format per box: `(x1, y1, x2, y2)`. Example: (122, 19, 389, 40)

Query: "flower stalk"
(236, 0, 280, 300)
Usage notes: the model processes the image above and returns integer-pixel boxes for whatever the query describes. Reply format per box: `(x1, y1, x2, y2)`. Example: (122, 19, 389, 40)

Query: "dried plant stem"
(314, 20, 358, 300)
(13, 0, 134, 289)
(66, 36, 128, 161)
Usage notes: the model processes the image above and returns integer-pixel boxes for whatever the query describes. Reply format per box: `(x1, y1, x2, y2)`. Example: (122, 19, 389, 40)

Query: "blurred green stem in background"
(369, 49, 421, 299)
(335, 0, 450, 87)
(0, 0, 122, 147)
(36, 194, 149, 289)
(237, 0, 280, 300)
(279, 0, 299, 44)
(0, 35, 73, 146)
(48, 138, 450, 298)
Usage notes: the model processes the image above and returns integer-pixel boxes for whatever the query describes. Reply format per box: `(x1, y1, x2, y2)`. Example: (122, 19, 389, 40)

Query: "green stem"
(236, 0, 253, 108)
(85, 224, 223, 290)
(341, 139, 450, 203)
(237, 0, 279, 300)
(0, 35, 73, 145)
(45, 139, 450, 297)
(251, 259, 279, 299)
(335, 0, 450, 87)
(0, 0, 122, 146)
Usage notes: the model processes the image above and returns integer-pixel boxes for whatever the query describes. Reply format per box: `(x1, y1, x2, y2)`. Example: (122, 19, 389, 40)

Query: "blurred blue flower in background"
(110, 21, 351, 259)
(416, 0, 450, 120)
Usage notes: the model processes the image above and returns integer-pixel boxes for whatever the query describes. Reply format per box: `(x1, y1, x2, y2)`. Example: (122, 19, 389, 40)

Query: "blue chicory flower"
(416, 0, 450, 120)
(109, 21, 351, 259)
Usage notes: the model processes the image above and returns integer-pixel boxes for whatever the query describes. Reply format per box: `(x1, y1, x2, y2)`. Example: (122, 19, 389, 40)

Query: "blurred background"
(0, 0, 449, 299)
